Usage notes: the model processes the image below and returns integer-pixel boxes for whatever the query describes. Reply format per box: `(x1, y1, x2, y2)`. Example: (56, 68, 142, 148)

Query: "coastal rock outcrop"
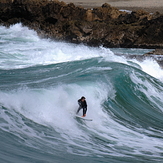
(144, 49, 163, 56)
(0, 0, 163, 49)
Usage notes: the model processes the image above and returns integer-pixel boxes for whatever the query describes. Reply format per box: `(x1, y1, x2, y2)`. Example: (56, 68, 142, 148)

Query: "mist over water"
(0, 24, 163, 163)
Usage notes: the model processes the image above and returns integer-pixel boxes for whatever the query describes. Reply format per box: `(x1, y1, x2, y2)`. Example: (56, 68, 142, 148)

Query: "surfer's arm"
(78, 99, 82, 107)
(84, 101, 87, 108)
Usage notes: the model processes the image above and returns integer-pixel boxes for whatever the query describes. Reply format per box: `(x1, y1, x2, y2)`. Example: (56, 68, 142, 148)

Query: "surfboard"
(75, 115, 93, 121)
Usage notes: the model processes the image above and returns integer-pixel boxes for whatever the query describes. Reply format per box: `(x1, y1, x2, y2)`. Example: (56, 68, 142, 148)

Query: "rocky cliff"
(0, 0, 163, 49)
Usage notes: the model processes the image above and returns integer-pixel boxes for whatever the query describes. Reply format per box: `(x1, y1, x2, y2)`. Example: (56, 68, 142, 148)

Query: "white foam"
(0, 24, 112, 70)
(137, 58, 163, 81)
(0, 80, 111, 135)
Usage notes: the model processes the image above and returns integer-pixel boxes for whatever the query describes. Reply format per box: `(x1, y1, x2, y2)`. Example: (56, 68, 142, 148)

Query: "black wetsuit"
(76, 99, 87, 115)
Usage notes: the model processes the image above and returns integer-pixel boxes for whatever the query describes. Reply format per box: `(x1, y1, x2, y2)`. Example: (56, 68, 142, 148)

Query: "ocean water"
(0, 24, 163, 163)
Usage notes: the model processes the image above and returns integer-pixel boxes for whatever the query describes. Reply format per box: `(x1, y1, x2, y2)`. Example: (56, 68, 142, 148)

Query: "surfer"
(76, 96, 87, 117)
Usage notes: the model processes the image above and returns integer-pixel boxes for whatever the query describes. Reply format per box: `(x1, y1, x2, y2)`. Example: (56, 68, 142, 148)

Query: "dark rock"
(144, 49, 163, 56)
(1, 0, 163, 49)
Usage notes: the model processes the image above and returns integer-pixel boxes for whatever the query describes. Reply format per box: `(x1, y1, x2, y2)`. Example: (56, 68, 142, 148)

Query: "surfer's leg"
(82, 108, 87, 117)
(76, 106, 82, 114)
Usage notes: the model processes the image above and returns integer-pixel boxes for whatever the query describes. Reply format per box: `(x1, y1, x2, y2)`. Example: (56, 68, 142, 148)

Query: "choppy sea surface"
(0, 24, 163, 163)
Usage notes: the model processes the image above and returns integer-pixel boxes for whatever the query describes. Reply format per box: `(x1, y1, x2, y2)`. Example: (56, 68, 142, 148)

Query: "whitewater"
(0, 23, 163, 163)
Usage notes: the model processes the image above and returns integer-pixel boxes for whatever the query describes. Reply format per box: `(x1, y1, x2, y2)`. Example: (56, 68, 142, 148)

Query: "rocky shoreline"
(1, 0, 163, 66)
(1, 0, 163, 48)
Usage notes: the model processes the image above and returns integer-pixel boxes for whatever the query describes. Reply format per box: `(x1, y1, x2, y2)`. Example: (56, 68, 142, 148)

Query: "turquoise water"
(0, 24, 163, 163)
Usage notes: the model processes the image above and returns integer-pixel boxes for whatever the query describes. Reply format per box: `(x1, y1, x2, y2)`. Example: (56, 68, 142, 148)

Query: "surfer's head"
(81, 96, 85, 100)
